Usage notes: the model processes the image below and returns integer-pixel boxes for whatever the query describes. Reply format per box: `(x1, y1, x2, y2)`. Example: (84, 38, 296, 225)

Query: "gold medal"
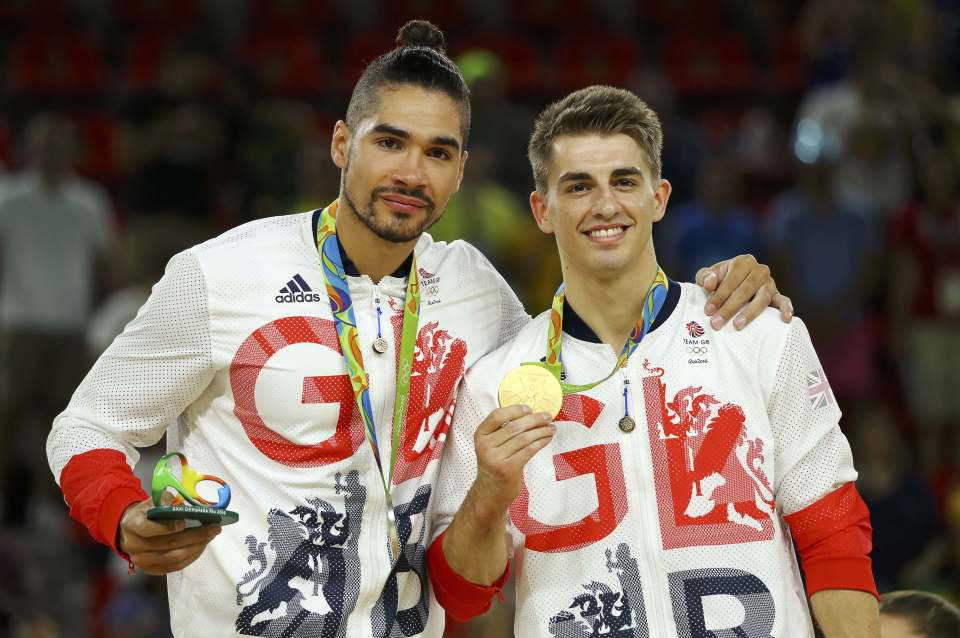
(498, 364, 563, 419)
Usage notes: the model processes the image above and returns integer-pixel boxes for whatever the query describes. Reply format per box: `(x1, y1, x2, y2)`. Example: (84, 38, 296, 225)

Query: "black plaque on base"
(147, 505, 239, 526)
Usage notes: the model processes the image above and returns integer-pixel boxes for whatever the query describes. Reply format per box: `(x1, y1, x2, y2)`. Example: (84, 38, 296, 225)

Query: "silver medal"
(373, 337, 389, 354)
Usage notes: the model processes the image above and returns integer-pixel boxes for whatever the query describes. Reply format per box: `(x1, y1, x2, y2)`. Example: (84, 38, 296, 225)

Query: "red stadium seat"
(509, 0, 594, 32)
(552, 35, 642, 92)
(8, 31, 106, 96)
(341, 30, 395, 92)
(110, 0, 203, 32)
(238, 32, 331, 96)
(452, 32, 546, 95)
(248, 0, 337, 31)
(123, 34, 178, 94)
(665, 32, 756, 96)
(640, 0, 725, 30)
(771, 34, 811, 93)
(71, 111, 119, 184)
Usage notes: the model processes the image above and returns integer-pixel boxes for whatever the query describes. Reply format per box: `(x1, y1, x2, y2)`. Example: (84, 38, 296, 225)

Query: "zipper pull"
(373, 284, 388, 354)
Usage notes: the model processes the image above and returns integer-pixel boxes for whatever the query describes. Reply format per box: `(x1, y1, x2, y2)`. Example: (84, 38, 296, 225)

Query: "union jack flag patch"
(806, 367, 835, 409)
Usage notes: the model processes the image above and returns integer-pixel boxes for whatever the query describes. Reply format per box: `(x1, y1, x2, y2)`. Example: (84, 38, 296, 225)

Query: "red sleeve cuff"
(427, 530, 510, 622)
(60, 449, 148, 559)
(784, 482, 879, 600)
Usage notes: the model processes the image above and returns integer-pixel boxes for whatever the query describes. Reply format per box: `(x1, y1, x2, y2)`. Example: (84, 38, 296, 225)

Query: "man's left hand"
(695, 255, 793, 330)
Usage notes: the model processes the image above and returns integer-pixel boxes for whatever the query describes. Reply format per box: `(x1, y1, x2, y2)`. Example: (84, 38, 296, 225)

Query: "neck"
(335, 195, 418, 283)
(562, 252, 658, 349)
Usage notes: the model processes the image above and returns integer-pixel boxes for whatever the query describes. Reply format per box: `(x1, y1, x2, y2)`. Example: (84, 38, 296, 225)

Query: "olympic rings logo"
(687, 346, 709, 355)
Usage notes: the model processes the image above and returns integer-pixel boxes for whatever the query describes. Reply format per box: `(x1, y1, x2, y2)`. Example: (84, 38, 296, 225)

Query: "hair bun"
(396, 20, 446, 53)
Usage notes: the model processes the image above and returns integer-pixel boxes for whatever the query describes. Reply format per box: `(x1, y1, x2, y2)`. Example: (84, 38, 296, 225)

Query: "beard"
(342, 160, 439, 243)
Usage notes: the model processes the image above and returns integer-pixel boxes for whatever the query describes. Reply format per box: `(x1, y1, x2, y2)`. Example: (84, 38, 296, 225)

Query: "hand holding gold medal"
(497, 364, 564, 419)
(499, 269, 670, 431)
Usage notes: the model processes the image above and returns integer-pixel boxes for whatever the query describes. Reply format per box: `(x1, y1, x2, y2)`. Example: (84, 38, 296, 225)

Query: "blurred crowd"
(0, 0, 958, 636)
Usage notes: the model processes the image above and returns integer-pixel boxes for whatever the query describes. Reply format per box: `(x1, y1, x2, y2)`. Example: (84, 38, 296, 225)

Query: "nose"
(391, 149, 428, 190)
(594, 185, 621, 218)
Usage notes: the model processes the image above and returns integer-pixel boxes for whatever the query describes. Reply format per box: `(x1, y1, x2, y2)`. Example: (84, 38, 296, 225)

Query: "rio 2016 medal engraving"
(618, 415, 636, 433)
(147, 452, 239, 526)
(373, 336, 389, 354)
(498, 364, 563, 419)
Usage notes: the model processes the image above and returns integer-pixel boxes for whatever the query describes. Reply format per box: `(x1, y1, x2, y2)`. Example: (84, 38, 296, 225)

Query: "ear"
(454, 149, 469, 192)
(331, 120, 351, 169)
(530, 190, 554, 234)
(651, 178, 672, 223)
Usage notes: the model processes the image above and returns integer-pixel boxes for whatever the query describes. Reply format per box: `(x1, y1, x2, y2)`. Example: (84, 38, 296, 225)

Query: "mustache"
(371, 186, 435, 211)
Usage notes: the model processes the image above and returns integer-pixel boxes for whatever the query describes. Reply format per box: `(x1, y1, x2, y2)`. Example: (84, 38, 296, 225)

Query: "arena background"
(0, 0, 957, 635)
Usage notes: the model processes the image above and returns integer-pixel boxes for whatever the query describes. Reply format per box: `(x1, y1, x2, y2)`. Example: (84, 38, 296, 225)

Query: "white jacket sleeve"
(47, 250, 215, 483)
(764, 318, 857, 516)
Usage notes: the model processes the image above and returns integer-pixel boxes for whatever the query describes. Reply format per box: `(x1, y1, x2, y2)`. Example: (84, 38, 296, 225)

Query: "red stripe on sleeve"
(59, 449, 148, 557)
(426, 530, 510, 622)
(784, 482, 878, 599)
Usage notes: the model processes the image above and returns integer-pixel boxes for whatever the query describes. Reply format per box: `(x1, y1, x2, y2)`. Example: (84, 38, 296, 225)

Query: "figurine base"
(147, 505, 239, 526)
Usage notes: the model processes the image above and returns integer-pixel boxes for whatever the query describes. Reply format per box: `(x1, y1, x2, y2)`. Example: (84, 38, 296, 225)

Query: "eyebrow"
(556, 166, 644, 184)
(372, 123, 461, 153)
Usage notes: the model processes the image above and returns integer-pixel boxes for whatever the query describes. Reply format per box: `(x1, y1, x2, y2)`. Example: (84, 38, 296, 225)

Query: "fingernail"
(705, 271, 716, 281)
(711, 316, 724, 330)
(538, 412, 552, 420)
(734, 317, 746, 330)
(705, 304, 716, 316)
(523, 405, 532, 414)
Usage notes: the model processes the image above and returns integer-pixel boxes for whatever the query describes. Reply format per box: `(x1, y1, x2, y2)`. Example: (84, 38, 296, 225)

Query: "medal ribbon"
(532, 267, 669, 393)
(316, 201, 420, 529)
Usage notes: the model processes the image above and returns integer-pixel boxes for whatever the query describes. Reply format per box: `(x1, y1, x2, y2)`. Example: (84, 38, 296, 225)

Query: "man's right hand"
(471, 404, 555, 516)
(118, 496, 222, 575)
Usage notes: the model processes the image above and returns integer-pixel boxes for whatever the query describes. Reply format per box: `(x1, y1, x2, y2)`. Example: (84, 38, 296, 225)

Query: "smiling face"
(530, 133, 671, 281)
(331, 84, 468, 243)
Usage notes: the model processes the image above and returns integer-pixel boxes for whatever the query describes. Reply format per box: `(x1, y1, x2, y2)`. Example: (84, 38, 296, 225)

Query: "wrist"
(116, 501, 139, 555)
(464, 482, 511, 531)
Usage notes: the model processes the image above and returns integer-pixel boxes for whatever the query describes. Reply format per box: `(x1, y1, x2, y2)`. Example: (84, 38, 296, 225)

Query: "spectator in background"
(765, 158, 881, 399)
(879, 590, 960, 638)
(0, 113, 115, 526)
(628, 68, 708, 207)
(852, 405, 950, 593)
(123, 103, 225, 222)
(889, 151, 960, 464)
(456, 49, 534, 194)
(656, 152, 764, 288)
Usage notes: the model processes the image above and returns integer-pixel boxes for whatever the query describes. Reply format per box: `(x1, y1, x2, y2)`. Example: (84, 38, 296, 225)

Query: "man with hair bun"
(47, 22, 790, 636)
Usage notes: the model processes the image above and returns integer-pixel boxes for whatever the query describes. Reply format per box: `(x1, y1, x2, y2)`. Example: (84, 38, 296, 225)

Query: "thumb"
(160, 490, 178, 506)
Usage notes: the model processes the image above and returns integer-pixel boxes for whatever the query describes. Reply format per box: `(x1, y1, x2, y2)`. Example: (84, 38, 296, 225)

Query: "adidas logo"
(275, 274, 322, 303)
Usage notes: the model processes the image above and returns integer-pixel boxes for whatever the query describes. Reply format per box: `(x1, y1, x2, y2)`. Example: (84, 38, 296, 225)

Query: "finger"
(126, 524, 222, 553)
(130, 517, 187, 538)
(504, 431, 555, 469)
(732, 287, 772, 330)
(136, 539, 212, 574)
(496, 422, 556, 458)
(706, 264, 754, 328)
(485, 412, 553, 448)
(773, 293, 794, 323)
(712, 266, 768, 329)
(695, 267, 718, 292)
(477, 405, 532, 436)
